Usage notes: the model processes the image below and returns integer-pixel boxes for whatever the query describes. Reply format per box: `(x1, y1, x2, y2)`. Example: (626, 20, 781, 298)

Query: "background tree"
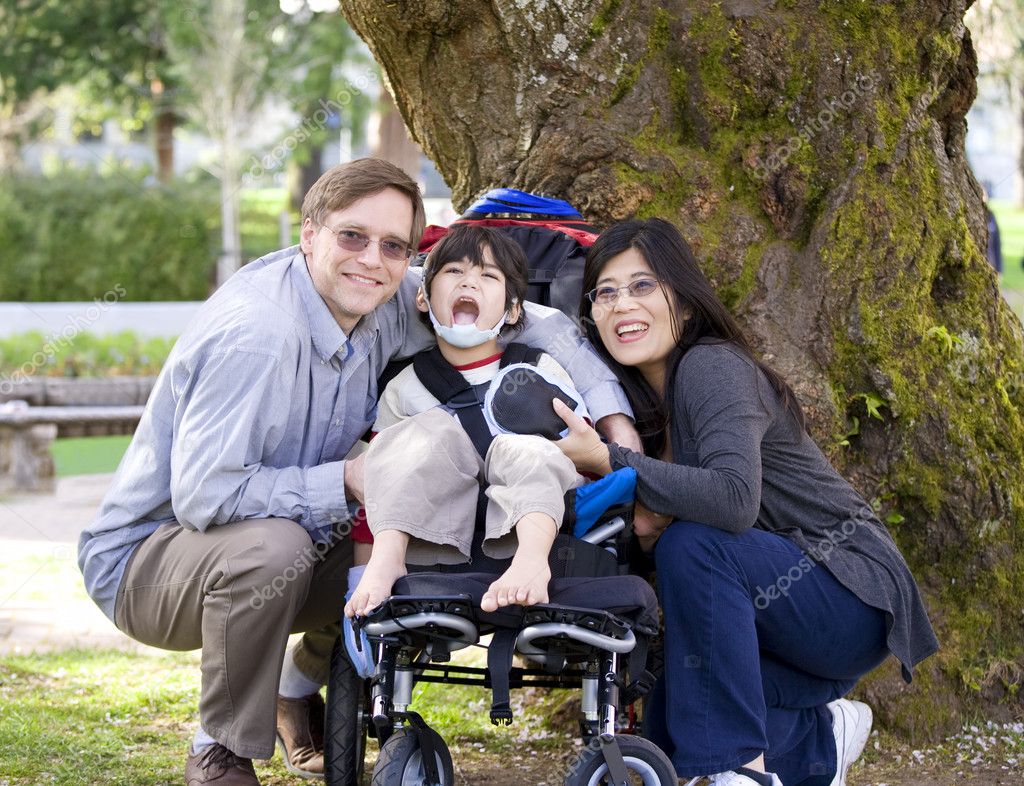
(0, 0, 181, 179)
(164, 0, 276, 284)
(2, 0, 368, 200)
(277, 0, 373, 209)
(165, 0, 365, 281)
(340, 0, 1024, 739)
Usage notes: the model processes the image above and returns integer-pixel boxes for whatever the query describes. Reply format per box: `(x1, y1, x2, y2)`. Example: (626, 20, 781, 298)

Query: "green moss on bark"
(587, 0, 623, 40)
(609, 6, 670, 105)
(820, 105, 1024, 709)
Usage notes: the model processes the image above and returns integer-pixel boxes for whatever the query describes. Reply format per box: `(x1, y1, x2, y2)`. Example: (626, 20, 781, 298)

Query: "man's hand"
(594, 412, 642, 453)
(343, 453, 366, 505)
(553, 399, 613, 475)
(633, 502, 672, 553)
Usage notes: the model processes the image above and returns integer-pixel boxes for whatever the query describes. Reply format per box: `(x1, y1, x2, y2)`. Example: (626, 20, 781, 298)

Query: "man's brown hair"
(301, 158, 426, 248)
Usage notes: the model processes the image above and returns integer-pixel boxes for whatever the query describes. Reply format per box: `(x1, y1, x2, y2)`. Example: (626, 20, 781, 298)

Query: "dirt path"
(342, 742, 1021, 786)
(0, 474, 160, 654)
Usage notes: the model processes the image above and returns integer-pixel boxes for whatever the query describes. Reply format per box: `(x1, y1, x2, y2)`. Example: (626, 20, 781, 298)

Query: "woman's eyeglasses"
(322, 225, 413, 262)
(585, 278, 661, 306)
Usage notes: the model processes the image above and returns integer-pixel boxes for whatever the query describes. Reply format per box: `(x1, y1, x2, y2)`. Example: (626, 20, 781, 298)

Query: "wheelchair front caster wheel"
(371, 726, 454, 786)
(564, 734, 677, 785)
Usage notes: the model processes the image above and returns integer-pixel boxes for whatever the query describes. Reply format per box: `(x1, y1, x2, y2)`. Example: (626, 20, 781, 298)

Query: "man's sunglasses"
(322, 225, 414, 262)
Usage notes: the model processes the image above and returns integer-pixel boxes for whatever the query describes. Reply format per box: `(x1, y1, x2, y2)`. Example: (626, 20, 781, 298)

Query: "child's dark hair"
(419, 224, 529, 334)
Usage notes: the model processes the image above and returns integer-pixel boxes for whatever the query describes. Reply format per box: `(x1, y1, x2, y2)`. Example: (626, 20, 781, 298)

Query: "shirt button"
(334, 419, 341, 426)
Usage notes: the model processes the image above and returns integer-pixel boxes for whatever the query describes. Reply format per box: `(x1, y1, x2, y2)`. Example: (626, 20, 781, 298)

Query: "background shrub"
(0, 170, 219, 301)
(0, 331, 176, 377)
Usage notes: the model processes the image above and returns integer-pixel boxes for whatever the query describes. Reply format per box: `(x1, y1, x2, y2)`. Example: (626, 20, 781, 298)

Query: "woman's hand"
(633, 502, 672, 553)
(553, 399, 613, 475)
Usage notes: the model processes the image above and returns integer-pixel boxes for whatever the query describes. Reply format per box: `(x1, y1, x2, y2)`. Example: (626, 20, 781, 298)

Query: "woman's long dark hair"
(580, 218, 805, 457)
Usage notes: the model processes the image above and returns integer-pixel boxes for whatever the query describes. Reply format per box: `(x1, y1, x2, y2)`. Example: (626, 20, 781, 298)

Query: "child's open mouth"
(452, 296, 480, 325)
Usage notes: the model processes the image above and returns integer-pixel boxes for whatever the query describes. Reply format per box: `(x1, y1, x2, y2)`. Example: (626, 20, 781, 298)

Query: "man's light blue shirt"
(78, 247, 632, 621)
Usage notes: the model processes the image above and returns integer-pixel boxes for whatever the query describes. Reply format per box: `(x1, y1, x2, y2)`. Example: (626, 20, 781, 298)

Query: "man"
(78, 158, 637, 785)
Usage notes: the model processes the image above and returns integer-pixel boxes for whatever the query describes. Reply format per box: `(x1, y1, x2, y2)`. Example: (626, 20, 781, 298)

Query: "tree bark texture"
(154, 107, 176, 183)
(340, 0, 1024, 738)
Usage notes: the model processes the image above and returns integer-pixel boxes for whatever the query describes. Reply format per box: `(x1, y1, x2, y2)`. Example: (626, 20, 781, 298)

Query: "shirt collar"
(347, 303, 381, 362)
(291, 253, 348, 362)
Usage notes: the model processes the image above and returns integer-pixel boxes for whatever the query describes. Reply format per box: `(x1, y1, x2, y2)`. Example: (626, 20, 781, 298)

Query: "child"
(344, 224, 587, 618)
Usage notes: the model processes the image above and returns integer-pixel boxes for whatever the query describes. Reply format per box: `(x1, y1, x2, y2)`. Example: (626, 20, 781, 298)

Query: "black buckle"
(621, 670, 656, 706)
(489, 704, 513, 726)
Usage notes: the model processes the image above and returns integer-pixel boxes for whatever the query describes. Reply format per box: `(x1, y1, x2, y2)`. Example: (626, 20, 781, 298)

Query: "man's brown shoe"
(276, 693, 325, 779)
(185, 743, 260, 785)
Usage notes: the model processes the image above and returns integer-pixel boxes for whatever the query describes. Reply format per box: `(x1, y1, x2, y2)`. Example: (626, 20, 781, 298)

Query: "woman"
(553, 218, 938, 786)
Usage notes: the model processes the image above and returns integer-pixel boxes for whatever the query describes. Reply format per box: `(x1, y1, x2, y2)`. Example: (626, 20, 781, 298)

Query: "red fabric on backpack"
(418, 218, 598, 253)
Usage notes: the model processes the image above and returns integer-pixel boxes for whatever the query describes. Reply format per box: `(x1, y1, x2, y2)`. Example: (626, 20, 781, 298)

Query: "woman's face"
(591, 247, 681, 382)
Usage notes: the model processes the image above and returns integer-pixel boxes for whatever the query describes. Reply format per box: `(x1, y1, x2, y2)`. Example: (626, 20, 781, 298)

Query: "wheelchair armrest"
(579, 515, 626, 545)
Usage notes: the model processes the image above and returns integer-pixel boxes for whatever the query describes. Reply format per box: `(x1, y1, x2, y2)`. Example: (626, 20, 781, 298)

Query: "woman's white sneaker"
(827, 698, 873, 786)
(708, 768, 783, 786)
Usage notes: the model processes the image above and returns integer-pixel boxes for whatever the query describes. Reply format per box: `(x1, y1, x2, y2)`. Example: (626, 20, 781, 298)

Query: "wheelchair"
(322, 473, 676, 786)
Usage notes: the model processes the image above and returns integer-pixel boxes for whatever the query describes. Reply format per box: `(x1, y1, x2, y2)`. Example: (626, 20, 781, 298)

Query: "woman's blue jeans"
(643, 521, 889, 786)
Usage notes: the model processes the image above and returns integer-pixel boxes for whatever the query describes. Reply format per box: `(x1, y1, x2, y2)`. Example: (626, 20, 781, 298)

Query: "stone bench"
(0, 405, 144, 494)
(0, 376, 156, 407)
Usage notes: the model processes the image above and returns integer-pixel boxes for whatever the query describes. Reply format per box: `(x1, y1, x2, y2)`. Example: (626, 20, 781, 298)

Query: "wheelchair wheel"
(564, 734, 676, 786)
(324, 636, 368, 786)
(371, 727, 454, 786)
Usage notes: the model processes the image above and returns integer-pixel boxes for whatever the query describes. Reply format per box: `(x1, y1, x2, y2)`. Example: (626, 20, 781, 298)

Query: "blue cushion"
(571, 467, 637, 539)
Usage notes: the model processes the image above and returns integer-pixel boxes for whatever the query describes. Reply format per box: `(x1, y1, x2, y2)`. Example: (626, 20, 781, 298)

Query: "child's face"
(417, 248, 519, 330)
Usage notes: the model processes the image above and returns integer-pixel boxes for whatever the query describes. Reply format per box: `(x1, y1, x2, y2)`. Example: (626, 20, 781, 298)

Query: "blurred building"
(21, 87, 453, 220)
(967, 67, 1022, 203)
(965, 0, 1023, 204)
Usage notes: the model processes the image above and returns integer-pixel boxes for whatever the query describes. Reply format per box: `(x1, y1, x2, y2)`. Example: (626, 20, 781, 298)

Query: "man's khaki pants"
(114, 517, 352, 759)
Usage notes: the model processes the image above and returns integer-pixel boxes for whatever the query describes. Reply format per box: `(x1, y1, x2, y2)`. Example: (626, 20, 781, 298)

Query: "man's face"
(300, 187, 415, 334)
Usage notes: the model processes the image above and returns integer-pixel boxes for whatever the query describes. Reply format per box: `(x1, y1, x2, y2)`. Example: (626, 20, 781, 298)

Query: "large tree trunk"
(340, 0, 1024, 739)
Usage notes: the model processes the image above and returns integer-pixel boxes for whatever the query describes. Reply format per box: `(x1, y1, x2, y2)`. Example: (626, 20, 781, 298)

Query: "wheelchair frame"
(323, 516, 677, 786)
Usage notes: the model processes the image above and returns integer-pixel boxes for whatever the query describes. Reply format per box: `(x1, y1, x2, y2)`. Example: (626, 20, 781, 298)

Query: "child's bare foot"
(345, 530, 410, 618)
(345, 559, 407, 618)
(481, 557, 551, 612)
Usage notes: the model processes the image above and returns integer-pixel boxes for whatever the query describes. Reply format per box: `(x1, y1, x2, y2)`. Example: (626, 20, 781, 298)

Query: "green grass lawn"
(0, 647, 571, 786)
(0, 649, 204, 785)
(240, 187, 300, 261)
(989, 199, 1024, 289)
(51, 436, 132, 477)
(2, 647, 1022, 785)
